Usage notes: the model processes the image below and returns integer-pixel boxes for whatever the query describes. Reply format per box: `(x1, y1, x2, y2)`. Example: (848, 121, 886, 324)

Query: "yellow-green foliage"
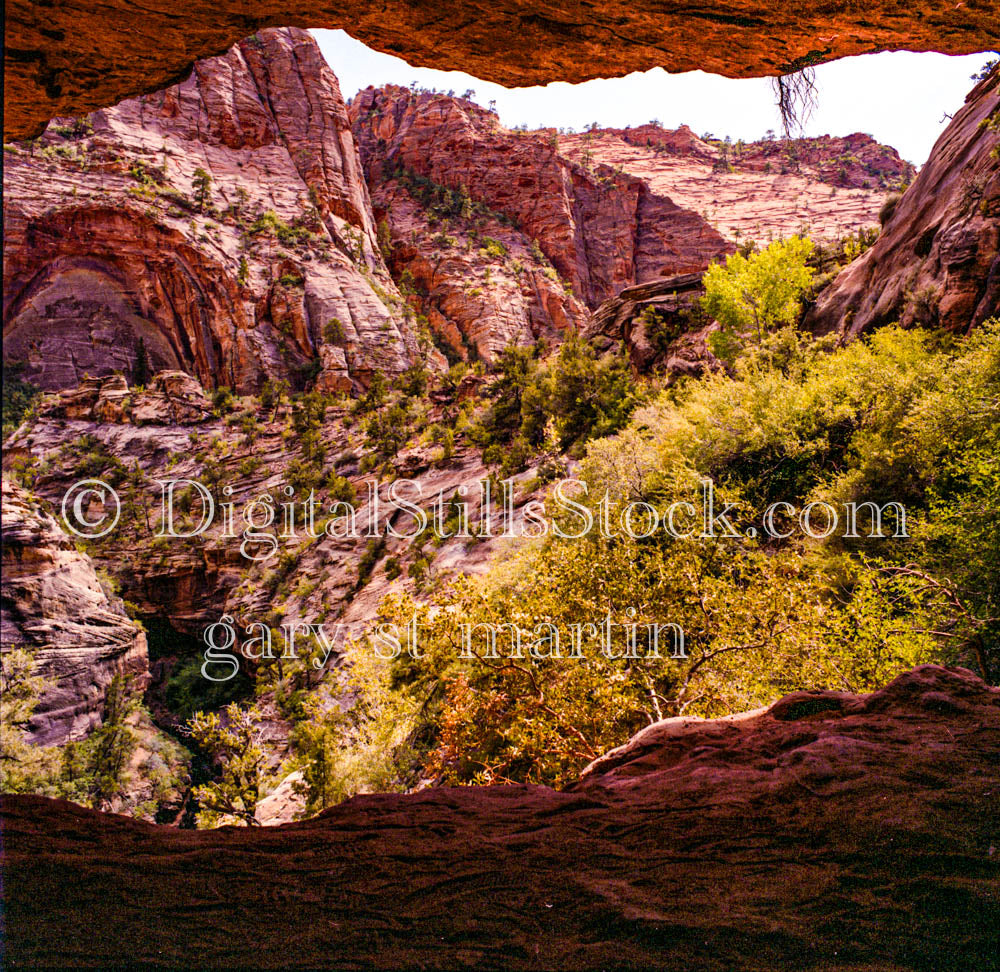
(702, 236, 814, 361)
(314, 321, 998, 791)
(187, 703, 269, 827)
(290, 642, 420, 815)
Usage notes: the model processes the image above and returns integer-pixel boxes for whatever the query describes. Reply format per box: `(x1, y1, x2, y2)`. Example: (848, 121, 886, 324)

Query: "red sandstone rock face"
(351, 86, 734, 311)
(560, 125, 915, 245)
(808, 69, 1000, 335)
(35, 372, 213, 425)
(2, 664, 998, 967)
(373, 178, 589, 361)
(3, 28, 421, 394)
(5, 0, 1000, 141)
(0, 479, 149, 745)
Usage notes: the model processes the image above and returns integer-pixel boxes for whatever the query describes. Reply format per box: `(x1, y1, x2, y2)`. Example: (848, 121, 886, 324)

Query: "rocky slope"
(3, 27, 422, 395)
(560, 125, 914, 245)
(365, 172, 589, 362)
(6, 0, 999, 140)
(4, 370, 545, 641)
(1, 479, 148, 744)
(807, 67, 1000, 335)
(3, 664, 998, 967)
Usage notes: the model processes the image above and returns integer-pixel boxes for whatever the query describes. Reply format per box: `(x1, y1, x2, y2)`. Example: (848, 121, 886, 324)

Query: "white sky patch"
(314, 28, 996, 167)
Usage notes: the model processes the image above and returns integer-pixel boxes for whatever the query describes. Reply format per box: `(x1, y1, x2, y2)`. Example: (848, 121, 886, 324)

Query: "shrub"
(473, 336, 643, 467)
(2, 362, 39, 438)
(479, 237, 507, 260)
(334, 321, 1000, 789)
(323, 318, 346, 344)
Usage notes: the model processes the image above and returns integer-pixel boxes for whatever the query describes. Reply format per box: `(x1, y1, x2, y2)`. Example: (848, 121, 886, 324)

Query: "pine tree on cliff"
(193, 166, 212, 213)
(132, 337, 150, 388)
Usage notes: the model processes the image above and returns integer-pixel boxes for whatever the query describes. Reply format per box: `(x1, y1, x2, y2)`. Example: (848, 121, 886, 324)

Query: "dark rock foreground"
(3, 664, 998, 969)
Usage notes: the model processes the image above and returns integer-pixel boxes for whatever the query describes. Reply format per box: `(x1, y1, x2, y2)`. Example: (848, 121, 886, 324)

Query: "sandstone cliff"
(3, 28, 421, 395)
(366, 173, 589, 362)
(6, 0, 999, 141)
(560, 125, 914, 245)
(351, 85, 734, 311)
(3, 665, 997, 967)
(807, 68, 1000, 335)
(1, 479, 148, 744)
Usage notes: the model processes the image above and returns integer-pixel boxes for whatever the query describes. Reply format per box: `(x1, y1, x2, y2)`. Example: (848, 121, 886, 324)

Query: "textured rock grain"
(3, 28, 420, 394)
(808, 70, 1000, 335)
(2, 665, 998, 968)
(1, 479, 148, 744)
(6, 0, 1000, 140)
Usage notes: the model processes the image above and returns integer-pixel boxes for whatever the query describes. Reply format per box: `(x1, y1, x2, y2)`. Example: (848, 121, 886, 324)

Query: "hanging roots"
(772, 68, 818, 136)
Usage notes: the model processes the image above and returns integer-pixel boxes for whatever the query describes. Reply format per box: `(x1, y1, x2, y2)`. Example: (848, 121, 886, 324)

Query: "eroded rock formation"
(3, 665, 998, 966)
(4, 31, 941, 382)
(366, 175, 588, 362)
(36, 373, 213, 425)
(559, 125, 914, 245)
(1, 479, 148, 745)
(584, 272, 716, 375)
(6, 0, 1000, 141)
(3, 28, 421, 394)
(351, 86, 734, 310)
(808, 68, 1000, 335)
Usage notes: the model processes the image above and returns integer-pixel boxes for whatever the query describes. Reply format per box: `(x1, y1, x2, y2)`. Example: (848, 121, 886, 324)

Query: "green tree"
(360, 369, 388, 412)
(260, 378, 289, 418)
(291, 658, 417, 816)
(86, 674, 140, 804)
(290, 389, 328, 463)
(0, 646, 59, 793)
(192, 166, 212, 213)
(1, 362, 39, 439)
(702, 236, 814, 361)
(186, 703, 269, 827)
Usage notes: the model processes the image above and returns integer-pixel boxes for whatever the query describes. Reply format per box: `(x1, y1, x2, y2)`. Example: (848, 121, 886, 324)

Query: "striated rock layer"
(808, 68, 1000, 336)
(3, 28, 421, 394)
(559, 125, 915, 245)
(366, 172, 590, 362)
(1, 479, 148, 745)
(351, 86, 734, 311)
(6, 0, 1000, 141)
(2, 665, 998, 967)
(584, 272, 715, 375)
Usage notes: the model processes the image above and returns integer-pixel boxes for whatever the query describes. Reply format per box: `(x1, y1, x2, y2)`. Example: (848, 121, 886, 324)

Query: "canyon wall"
(7, 32, 917, 383)
(3, 27, 421, 394)
(807, 68, 1000, 335)
(559, 125, 914, 245)
(1, 480, 149, 745)
(351, 86, 734, 312)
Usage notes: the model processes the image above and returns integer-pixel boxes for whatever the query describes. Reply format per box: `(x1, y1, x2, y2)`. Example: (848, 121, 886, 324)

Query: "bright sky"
(314, 29, 996, 166)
